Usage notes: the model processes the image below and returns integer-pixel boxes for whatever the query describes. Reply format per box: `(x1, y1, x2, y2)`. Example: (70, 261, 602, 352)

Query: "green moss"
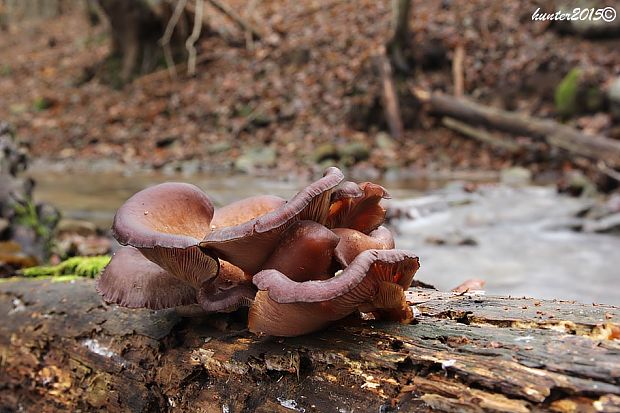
(51, 274, 83, 283)
(21, 255, 111, 279)
(32, 96, 53, 112)
(0, 64, 12, 76)
(11, 199, 56, 257)
(555, 68, 581, 118)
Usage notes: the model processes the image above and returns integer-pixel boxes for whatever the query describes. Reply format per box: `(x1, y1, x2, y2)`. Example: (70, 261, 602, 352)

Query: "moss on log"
(0, 279, 619, 412)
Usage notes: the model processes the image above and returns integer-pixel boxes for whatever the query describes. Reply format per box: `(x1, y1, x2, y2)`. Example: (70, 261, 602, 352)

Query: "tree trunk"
(387, 0, 411, 72)
(96, 0, 191, 85)
(1, 278, 619, 412)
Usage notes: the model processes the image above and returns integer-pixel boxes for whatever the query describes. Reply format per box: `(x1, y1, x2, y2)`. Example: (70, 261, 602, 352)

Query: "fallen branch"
(411, 87, 620, 168)
(598, 161, 620, 182)
(442, 117, 522, 153)
(452, 44, 465, 97)
(205, 0, 263, 40)
(134, 52, 216, 84)
(376, 52, 404, 140)
(294, 0, 347, 19)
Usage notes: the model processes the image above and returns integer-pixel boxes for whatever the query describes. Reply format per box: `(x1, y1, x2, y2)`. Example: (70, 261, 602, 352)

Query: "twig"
(294, 0, 347, 19)
(597, 161, 620, 182)
(452, 44, 464, 97)
(135, 53, 216, 85)
(205, 0, 263, 40)
(375, 52, 404, 141)
(244, 0, 259, 50)
(160, 0, 188, 79)
(186, 0, 204, 76)
(442, 117, 521, 153)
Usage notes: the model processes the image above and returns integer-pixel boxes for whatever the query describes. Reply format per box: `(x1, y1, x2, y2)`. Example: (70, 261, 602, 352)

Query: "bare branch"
(186, 0, 204, 76)
(161, 0, 188, 79)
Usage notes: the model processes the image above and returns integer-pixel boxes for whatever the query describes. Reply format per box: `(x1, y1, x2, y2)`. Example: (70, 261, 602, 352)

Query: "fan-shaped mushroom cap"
(201, 167, 344, 273)
(111, 182, 219, 288)
(332, 226, 395, 266)
(211, 195, 286, 229)
(326, 182, 390, 234)
(96, 246, 197, 310)
(262, 220, 340, 282)
(248, 249, 419, 336)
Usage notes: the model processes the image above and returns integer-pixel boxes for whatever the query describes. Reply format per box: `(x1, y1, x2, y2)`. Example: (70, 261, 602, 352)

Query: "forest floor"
(0, 0, 619, 184)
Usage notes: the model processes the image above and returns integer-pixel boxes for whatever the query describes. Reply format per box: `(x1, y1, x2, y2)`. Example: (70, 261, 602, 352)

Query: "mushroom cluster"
(96, 167, 420, 336)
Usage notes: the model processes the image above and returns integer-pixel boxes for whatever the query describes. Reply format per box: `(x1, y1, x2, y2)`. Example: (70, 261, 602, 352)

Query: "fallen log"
(0, 278, 619, 412)
(412, 88, 620, 168)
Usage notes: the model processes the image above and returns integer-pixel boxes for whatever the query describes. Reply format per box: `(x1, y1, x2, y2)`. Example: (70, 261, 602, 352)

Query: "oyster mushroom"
(262, 220, 340, 282)
(326, 182, 391, 234)
(200, 167, 344, 273)
(112, 182, 219, 289)
(248, 249, 419, 336)
(332, 225, 394, 266)
(96, 246, 197, 309)
(210, 195, 286, 229)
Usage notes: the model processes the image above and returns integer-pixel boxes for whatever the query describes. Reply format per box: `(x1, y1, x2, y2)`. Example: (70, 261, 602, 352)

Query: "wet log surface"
(1, 278, 619, 412)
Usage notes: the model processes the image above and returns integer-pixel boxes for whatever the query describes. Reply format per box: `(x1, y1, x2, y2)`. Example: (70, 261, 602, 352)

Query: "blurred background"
(1, 0, 619, 304)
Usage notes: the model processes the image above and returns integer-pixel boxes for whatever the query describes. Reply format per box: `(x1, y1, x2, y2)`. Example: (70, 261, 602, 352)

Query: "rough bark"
(1, 278, 619, 412)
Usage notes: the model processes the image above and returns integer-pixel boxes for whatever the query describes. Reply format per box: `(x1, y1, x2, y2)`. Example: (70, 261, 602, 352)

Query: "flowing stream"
(28, 168, 620, 305)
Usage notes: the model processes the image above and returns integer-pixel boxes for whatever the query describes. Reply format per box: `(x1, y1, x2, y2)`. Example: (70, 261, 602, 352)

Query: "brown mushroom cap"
(332, 226, 395, 266)
(96, 246, 197, 310)
(249, 249, 419, 336)
(113, 182, 214, 248)
(262, 220, 340, 282)
(326, 182, 390, 234)
(200, 167, 344, 273)
(111, 182, 219, 288)
(211, 195, 286, 229)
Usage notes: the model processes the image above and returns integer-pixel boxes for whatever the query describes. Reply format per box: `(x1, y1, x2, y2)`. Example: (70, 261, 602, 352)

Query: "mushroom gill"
(248, 249, 419, 336)
(326, 182, 390, 234)
(111, 182, 219, 288)
(96, 246, 197, 309)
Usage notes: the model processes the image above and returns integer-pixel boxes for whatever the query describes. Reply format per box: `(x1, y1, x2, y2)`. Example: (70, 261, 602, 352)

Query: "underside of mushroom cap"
(333, 226, 395, 266)
(196, 259, 256, 313)
(96, 246, 197, 310)
(111, 182, 220, 288)
(200, 167, 344, 273)
(249, 249, 419, 336)
(326, 182, 390, 234)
